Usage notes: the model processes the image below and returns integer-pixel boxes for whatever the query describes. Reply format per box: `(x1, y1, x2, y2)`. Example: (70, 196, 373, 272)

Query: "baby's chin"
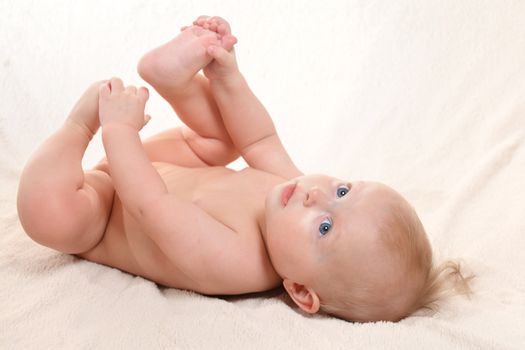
(261, 191, 275, 240)
(264, 184, 282, 215)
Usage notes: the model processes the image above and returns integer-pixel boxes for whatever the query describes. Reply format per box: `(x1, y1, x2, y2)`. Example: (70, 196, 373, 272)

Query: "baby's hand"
(203, 43, 239, 82)
(98, 77, 151, 131)
(191, 16, 239, 82)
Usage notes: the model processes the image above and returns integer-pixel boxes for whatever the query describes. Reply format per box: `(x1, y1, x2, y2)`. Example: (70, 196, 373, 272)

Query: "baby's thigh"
(141, 126, 211, 167)
(94, 126, 239, 169)
(143, 126, 240, 167)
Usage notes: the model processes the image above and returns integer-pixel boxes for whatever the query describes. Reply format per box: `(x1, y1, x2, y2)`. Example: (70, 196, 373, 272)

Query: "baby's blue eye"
(319, 218, 332, 236)
(337, 185, 350, 197)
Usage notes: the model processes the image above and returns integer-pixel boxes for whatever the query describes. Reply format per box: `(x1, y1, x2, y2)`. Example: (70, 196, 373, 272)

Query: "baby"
(17, 16, 472, 322)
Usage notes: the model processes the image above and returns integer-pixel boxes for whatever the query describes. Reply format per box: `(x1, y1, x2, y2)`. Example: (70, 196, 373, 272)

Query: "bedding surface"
(1, 0, 525, 349)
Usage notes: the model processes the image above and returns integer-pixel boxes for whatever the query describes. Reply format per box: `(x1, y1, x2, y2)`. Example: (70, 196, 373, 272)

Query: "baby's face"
(263, 175, 406, 290)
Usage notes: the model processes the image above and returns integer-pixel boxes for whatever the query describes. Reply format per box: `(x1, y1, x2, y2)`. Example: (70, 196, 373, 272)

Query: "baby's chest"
(195, 195, 261, 237)
(157, 163, 265, 232)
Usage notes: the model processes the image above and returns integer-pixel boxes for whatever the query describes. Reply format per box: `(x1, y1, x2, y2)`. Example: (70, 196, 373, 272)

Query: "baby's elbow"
(125, 196, 166, 233)
(138, 196, 167, 223)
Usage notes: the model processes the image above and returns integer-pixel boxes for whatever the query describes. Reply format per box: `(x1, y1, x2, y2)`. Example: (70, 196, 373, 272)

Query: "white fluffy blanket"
(2, 0, 525, 348)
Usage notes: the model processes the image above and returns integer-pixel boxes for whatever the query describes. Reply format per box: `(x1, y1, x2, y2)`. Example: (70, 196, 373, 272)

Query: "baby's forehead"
(329, 214, 404, 274)
(326, 184, 421, 284)
(334, 185, 409, 249)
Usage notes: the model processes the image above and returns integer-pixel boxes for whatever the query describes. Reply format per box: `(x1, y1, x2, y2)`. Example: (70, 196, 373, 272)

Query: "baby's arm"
(206, 48, 303, 179)
(98, 78, 167, 217)
(99, 79, 250, 289)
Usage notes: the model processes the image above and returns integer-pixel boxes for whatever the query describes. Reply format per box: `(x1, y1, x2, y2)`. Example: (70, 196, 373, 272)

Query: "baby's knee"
(17, 189, 91, 249)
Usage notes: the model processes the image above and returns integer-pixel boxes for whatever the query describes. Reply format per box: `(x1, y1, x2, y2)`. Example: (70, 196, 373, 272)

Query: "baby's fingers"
(138, 86, 149, 103)
(110, 77, 124, 92)
(99, 82, 111, 98)
(125, 85, 137, 94)
(207, 44, 231, 65)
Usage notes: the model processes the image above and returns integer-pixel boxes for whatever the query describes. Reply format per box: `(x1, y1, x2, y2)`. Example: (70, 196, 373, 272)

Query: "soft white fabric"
(1, 0, 525, 348)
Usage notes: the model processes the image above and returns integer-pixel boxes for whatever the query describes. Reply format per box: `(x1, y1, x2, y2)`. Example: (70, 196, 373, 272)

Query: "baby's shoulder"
(236, 166, 288, 181)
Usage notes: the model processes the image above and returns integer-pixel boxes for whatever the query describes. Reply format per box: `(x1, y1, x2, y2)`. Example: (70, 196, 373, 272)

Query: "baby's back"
(77, 162, 284, 295)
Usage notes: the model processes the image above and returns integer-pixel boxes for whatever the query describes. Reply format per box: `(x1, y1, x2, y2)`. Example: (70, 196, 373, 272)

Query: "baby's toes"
(208, 21, 218, 32)
(211, 16, 231, 36)
(193, 15, 210, 27)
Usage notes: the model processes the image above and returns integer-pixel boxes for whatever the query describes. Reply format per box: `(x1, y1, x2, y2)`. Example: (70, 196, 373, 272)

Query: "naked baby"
(17, 16, 467, 323)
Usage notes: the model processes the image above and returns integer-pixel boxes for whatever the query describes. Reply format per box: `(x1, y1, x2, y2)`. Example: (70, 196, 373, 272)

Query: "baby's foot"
(191, 15, 235, 42)
(191, 16, 239, 82)
(138, 23, 225, 92)
(64, 80, 106, 140)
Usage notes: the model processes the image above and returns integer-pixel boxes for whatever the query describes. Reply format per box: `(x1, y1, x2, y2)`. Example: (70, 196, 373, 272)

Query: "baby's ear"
(282, 279, 320, 314)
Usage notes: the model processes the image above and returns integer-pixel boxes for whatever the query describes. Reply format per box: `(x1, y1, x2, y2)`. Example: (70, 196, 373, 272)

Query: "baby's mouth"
(281, 183, 297, 207)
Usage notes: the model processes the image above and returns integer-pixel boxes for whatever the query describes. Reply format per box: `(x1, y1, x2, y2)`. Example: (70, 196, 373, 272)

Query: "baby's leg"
(137, 20, 239, 164)
(17, 82, 114, 254)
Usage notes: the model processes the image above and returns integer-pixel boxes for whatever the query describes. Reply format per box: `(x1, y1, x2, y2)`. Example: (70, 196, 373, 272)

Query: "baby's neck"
(256, 208, 268, 243)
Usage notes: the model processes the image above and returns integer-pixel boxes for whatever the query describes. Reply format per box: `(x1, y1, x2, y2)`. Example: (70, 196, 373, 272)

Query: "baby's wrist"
(101, 122, 140, 133)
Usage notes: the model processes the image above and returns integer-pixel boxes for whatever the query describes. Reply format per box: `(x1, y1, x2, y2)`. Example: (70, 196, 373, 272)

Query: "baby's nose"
(303, 187, 329, 207)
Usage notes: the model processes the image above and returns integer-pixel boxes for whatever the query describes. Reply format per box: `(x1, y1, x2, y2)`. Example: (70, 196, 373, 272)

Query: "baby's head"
(263, 175, 473, 322)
